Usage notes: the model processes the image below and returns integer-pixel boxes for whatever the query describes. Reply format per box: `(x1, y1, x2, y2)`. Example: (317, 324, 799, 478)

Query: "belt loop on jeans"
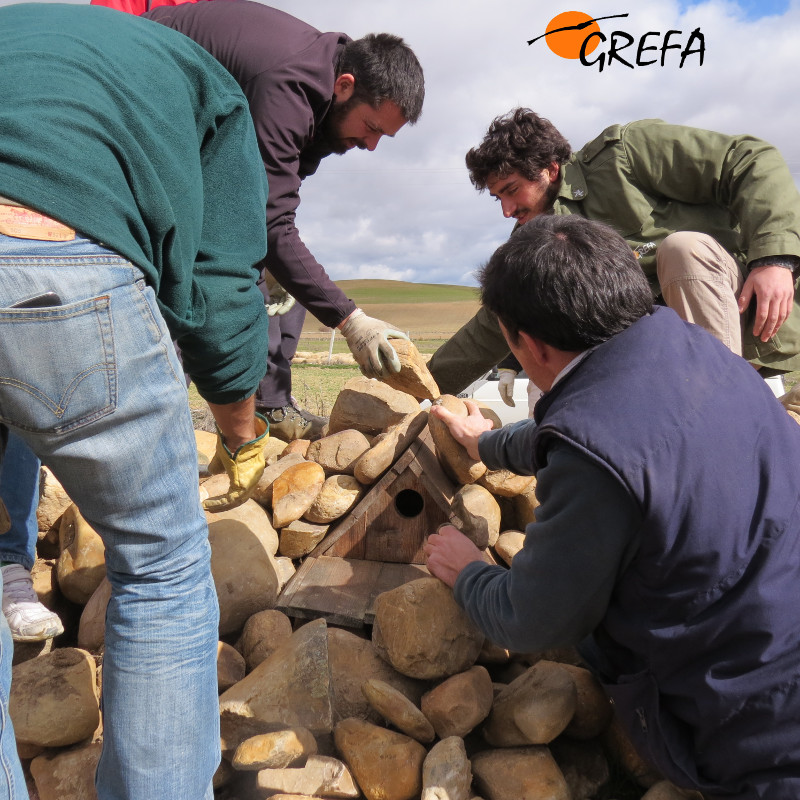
(0, 200, 76, 242)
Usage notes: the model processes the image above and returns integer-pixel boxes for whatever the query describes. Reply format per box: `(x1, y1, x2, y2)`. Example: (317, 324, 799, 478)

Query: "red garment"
(89, 0, 208, 15)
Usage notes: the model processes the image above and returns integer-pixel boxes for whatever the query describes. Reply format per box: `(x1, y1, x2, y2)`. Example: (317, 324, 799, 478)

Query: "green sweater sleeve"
(454, 440, 641, 653)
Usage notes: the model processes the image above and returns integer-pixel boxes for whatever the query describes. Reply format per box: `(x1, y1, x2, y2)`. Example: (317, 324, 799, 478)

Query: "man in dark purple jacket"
(146, 1, 425, 440)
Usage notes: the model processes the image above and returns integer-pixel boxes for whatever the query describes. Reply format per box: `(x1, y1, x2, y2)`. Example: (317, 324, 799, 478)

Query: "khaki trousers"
(656, 231, 744, 356)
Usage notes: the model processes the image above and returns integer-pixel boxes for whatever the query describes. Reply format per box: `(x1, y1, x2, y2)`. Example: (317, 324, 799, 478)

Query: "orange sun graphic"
(545, 11, 602, 59)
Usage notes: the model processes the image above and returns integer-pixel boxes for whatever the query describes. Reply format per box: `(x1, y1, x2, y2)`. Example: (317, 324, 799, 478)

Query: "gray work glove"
(339, 308, 408, 377)
(263, 271, 296, 316)
(497, 368, 517, 407)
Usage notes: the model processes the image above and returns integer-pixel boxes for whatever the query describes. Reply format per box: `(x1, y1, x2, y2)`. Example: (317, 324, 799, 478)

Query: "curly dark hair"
(466, 108, 572, 190)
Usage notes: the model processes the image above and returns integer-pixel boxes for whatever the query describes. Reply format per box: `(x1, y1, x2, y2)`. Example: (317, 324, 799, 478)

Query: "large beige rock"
(232, 726, 318, 770)
(220, 713, 289, 761)
(263, 434, 291, 465)
(494, 530, 525, 566)
(334, 717, 426, 800)
(420, 665, 493, 739)
(378, 338, 441, 402)
(218, 641, 246, 692)
(450, 484, 501, 549)
(37, 466, 72, 532)
(421, 737, 472, 800)
(56, 503, 106, 604)
(195, 429, 217, 469)
(304, 475, 363, 524)
(483, 660, 577, 746)
(274, 556, 296, 592)
(429, 395, 486, 484)
(512, 483, 540, 529)
(372, 577, 483, 680)
(251, 452, 307, 507)
(237, 608, 294, 672)
(30, 741, 102, 800)
(353, 409, 429, 485)
(559, 663, 613, 739)
(282, 439, 312, 458)
(77, 577, 111, 652)
(471, 746, 570, 800)
(550, 738, 610, 800)
(279, 519, 329, 559)
(220, 618, 334, 735)
(478, 469, 536, 498)
(306, 430, 371, 475)
(10, 647, 99, 748)
(257, 755, 359, 798)
(328, 376, 420, 437)
(328, 627, 425, 725)
(271, 461, 326, 529)
(362, 679, 435, 743)
(207, 500, 280, 636)
(642, 780, 705, 800)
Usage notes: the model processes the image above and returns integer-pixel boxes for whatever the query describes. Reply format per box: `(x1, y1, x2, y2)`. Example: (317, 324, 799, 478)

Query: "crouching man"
(425, 215, 800, 799)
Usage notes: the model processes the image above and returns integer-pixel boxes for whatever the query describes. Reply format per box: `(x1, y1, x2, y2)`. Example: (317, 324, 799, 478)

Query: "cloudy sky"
(3, 0, 799, 288)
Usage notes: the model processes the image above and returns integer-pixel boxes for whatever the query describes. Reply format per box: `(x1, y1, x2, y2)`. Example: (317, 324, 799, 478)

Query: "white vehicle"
(458, 369, 533, 426)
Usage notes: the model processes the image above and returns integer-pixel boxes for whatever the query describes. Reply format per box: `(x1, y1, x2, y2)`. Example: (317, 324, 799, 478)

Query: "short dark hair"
(466, 108, 572, 190)
(338, 33, 424, 124)
(479, 215, 653, 351)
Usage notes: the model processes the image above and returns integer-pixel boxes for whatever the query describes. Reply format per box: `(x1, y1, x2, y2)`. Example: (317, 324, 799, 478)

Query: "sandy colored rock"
(237, 608, 294, 672)
(218, 641, 246, 692)
(478, 468, 536, 498)
(31, 558, 60, 610)
(559, 662, 613, 739)
(37, 466, 72, 532)
(272, 461, 326, 528)
(195, 429, 217, 467)
(232, 726, 318, 770)
(304, 474, 363, 524)
(77, 577, 111, 652)
(328, 376, 420, 436)
(494, 530, 525, 566)
(334, 717, 426, 800)
(642, 780, 705, 800)
(279, 519, 330, 559)
(422, 736, 472, 800)
(353, 409, 429, 484)
(220, 618, 333, 735)
(471, 746, 570, 800)
(550, 738, 610, 800)
(207, 500, 280, 636)
(429, 395, 487, 484)
(421, 665, 493, 738)
(477, 638, 510, 664)
(263, 434, 291, 465)
(30, 741, 102, 800)
(362, 678, 435, 743)
(483, 660, 577, 746)
(513, 483, 540, 529)
(220, 713, 289, 760)
(450, 483, 501, 549)
(274, 556, 296, 592)
(257, 755, 359, 798)
(56, 503, 106, 604)
(11, 647, 99, 748)
(372, 577, 484, 680)
(378, 338, 441, 401)
(328, 627, 425, 725)
(306, 429, 371, 474)
(251, 451, 307, 507)
(282, 439, 311, 458)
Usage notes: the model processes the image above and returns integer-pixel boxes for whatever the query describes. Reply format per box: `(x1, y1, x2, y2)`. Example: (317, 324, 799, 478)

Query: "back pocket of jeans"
(0, 296, 116, 433)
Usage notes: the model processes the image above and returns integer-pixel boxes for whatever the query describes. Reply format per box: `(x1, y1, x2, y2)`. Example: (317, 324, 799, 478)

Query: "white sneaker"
(1, 563, 64, 642)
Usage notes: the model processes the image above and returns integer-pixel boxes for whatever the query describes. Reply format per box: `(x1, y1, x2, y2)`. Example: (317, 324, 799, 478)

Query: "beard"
(316, 95, 364, 155)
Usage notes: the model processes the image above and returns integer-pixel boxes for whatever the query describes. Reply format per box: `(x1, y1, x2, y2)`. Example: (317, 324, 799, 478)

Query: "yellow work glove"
(339, 308, 408, 377)
(202, 413, 269, 512)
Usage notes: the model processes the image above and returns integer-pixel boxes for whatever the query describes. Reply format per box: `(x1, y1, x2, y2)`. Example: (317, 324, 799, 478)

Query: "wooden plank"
(276, 555, 429, 629)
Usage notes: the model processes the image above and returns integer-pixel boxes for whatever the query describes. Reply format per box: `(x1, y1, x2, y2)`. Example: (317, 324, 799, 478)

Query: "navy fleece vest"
(533, 307, 800, 797)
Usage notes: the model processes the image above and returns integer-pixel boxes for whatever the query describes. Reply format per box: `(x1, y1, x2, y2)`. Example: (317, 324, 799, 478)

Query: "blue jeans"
(0, 234, 218, 800)
(0, 431, 40, 570)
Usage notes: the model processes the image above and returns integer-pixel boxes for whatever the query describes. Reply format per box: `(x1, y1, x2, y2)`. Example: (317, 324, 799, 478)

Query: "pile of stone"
(15, 339, 698, 800)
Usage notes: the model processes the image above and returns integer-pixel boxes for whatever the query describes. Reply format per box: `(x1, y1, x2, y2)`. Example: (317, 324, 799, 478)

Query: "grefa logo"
(528, 12, 705, 72)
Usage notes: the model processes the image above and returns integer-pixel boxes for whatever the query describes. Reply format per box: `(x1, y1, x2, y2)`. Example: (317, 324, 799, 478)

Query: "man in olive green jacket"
(428, 110, 800, 395)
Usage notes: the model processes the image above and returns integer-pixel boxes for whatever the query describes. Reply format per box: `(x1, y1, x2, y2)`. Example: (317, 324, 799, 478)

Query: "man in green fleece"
(0, 4, 270, 798)
(428, 109, 800, 395)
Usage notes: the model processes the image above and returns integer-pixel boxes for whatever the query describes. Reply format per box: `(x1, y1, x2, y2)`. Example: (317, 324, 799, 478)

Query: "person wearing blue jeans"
(0, 5, 272, 798)
(0, 432, 64, 642)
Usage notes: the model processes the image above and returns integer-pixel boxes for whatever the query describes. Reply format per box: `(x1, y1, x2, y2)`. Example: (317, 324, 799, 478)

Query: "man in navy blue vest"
(425, 215, 800, 799)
